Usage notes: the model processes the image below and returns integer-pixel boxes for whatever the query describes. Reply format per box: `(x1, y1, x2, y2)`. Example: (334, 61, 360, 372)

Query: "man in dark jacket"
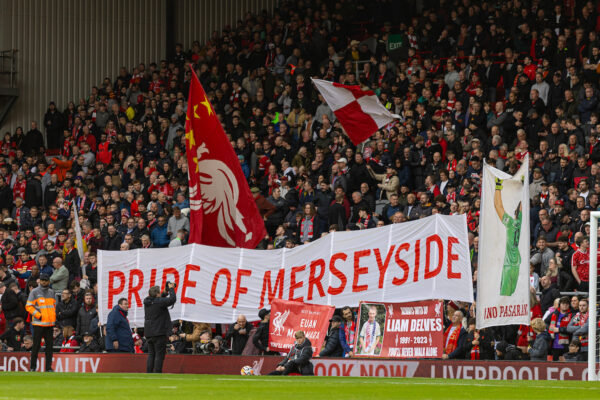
(1, 282, 27, 321)
(269, 331, 314, 375)
(0, 317, 26, 351)
(63, 240, 81, 282)
(225, 314, 252, 355)
(55, 289, 79, 328)
(319, 315, 344, 357)
(143, 283, 176, 373)
(540, 276, 560, 315)
(253, 308, 273, 355)
(76, 292, 97, 337)
(105, 298, 133, 353)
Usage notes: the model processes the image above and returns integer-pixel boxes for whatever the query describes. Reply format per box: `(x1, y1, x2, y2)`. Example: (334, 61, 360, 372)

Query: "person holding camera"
(143, 282, 176, 373)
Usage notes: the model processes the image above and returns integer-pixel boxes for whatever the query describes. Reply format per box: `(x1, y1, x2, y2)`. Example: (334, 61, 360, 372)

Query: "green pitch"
(0, 372, 599, 399)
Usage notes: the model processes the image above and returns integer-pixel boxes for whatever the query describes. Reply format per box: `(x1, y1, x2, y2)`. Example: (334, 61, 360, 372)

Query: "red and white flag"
(185, 68, 266, 248)
(311, 78, 400, 145)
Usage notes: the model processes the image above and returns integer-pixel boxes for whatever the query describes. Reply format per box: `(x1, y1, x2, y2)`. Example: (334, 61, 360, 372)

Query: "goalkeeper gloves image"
(495, 177, 503, 190)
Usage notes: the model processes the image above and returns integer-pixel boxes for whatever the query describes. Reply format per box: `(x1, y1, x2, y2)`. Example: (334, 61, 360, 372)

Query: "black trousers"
(146, 335, 167, 373)
(268, 363, 300, 375)
(31, 325, 54, 371)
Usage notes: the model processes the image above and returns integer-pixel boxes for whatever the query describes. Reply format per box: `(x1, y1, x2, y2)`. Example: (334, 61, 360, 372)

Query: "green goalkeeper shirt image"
(500, 211, 522, 296)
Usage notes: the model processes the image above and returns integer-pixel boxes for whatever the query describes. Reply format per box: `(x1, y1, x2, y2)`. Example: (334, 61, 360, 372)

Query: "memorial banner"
(353, 300, 443, 359)
(477, 157, 531, 329)
(268, 298, 334, 353)
(98, 214, 473, 325)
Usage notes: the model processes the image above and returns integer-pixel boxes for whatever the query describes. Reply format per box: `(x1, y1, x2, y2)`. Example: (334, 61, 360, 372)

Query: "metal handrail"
(0, 49, 18, 88)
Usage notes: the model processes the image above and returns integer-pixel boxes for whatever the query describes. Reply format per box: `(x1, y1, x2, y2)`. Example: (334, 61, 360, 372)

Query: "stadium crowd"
(0, 0, 599, 362)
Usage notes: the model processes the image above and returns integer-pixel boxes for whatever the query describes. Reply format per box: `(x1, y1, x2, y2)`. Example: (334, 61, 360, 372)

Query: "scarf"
(363, 320, 377, 350)
(358, 214, 371, 229)
(573, 311, 589, 347)
(550, 311, 572, 345)
(300, 216, 314, 240)
(470, 332, 480, 360)
(444, 325, 461, 355)
(344, 321, 355, 349)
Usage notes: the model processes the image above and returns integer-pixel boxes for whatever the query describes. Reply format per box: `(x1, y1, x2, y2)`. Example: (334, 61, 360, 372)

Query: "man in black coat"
(24, 121, 45, 155)
(540, 275, 561, 315)
(55, 289, 79, 328)
(224, 314, 252, 355)
(269, 331, 314, 375)
(253, 308, 274, 355)
(76, 292, 97, 337)
(0, 179, 13, 213)
(143, 283, 176, 373)
(63, 240, 81, 282)
(1, 282, 27, 321)
(43, 102, 64, 150)
(24, 174, 43, 208)
(319, 315, 344, 357)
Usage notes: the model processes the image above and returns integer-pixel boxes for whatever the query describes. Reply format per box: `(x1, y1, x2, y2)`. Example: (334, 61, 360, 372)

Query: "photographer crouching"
(143, 282, 176, 373)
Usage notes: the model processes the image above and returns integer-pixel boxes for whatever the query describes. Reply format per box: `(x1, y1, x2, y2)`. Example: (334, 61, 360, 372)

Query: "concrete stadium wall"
(174, 0, 278, 49)
(0, 0, 166, 135)
(0, 0, 277, 135)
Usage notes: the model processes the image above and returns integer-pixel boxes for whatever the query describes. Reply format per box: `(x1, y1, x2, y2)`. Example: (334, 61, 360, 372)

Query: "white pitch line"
(215, 377, 597, 390)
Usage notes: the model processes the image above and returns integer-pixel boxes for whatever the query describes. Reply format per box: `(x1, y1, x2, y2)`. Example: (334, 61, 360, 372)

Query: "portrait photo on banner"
(355, 303, 386, 356)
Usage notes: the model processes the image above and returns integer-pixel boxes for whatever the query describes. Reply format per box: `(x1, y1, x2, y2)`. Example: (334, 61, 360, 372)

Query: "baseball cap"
(555, 199, 564, 206)
(329, 315, 343, 323)
(258, 308, 270, 320)
(39, 273, 50, 281)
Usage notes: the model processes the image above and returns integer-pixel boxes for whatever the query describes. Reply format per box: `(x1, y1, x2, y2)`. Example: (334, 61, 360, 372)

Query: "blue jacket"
(339, 318, 356, 356)
(151, 223, 170, 248)
(105, 305, 133, 353)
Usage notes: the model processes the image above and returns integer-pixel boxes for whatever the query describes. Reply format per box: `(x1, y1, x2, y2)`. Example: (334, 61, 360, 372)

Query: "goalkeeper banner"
(476, 156, 531, 329)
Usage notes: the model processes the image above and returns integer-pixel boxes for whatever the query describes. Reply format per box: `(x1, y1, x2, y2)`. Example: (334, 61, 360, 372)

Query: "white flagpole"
(72, 202, 85, 260)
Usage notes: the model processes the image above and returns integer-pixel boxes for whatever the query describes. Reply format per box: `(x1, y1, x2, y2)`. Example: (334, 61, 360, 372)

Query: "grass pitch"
(0, 372, 599, 399)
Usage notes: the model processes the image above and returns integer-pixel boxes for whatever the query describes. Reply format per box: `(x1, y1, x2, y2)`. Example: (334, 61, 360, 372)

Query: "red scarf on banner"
(444, 325, 460, 355)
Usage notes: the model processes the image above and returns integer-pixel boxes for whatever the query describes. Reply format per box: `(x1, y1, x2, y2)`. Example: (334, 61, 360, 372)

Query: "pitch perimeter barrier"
(0, 353, 591, 380)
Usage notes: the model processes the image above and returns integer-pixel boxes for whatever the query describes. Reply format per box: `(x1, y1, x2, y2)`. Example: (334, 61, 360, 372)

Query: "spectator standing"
(442, 310, 467, 360)
(105, 298, 133, 353)
(528, 318, 551, 361)
(55, 289, 79, 328)
(143, 283, 176, 373)
(25, 273, 56, 372)
(339, 306, 356, 357)
(76, 292, 97, 337)
(549, 296, 574, 361)
(253, 308, 272, 355)
(49, 257, 69, 294)
(566, 297, 589, 360)
(319, 315, 344, 357)
(224, 314, 252, 355)
(1, 282, 27, 321)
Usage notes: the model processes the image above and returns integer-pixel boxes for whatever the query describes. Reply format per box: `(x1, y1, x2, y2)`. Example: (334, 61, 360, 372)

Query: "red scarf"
(344, 320, 356, 350)
(300, 216, 315, 239)
(444, 325, 461, 355)
(550, 311, 572, 345)
(470, 331, 481, 360)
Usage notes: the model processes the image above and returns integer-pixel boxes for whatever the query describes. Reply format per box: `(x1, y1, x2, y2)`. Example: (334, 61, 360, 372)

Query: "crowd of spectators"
(0, 0, 598, 361)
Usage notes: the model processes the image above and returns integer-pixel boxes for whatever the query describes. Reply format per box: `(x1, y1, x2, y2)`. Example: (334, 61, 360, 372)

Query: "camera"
(162, 281, 177, 297)
(197, 341, 215, 354)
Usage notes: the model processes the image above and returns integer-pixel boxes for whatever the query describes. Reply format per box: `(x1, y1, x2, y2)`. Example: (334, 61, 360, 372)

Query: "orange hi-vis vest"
(25, 286, 56, 327)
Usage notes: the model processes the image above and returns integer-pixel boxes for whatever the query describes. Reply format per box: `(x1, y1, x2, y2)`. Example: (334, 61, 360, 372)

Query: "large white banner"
(98, 214, 473, 325)
(477, 157, 530, 329)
